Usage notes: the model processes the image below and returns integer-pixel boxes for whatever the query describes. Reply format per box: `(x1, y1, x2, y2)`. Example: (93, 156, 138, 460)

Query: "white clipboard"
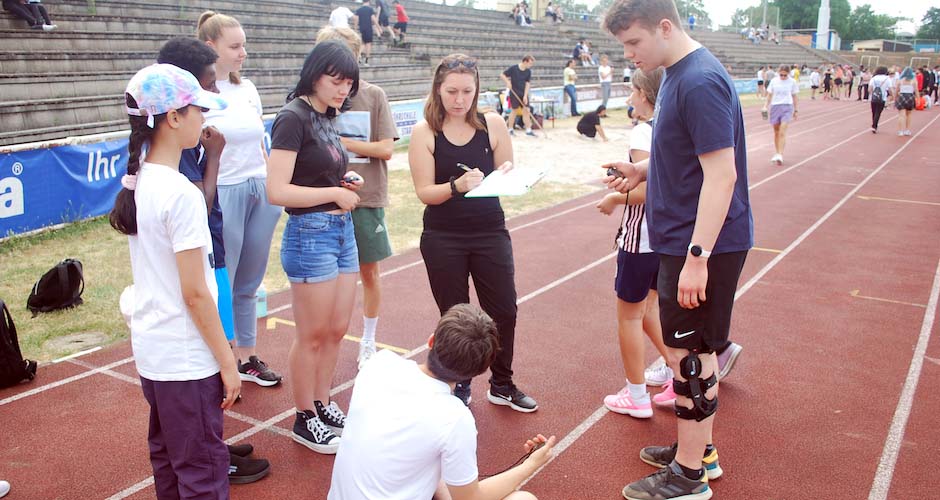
(465, 167, 548, 198)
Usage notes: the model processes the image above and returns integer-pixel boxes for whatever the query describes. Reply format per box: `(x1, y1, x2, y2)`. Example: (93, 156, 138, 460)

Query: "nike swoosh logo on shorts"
(674, 330, 695, 339)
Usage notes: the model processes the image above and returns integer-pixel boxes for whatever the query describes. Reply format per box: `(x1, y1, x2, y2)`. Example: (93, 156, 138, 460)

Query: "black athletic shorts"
(658, 251, 747, 352)
(379, 14, 389, 26)
(361, 26, 374, 44)
(394, 21, 407, 32)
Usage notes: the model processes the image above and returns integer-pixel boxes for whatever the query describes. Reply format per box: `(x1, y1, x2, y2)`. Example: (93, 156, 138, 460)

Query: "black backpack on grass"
(26, 258, 84, 316)
(1, 299, 38, 389)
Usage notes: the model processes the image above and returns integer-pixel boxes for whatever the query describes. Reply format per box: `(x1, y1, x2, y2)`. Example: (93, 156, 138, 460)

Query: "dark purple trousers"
(140, 373, 230, 500)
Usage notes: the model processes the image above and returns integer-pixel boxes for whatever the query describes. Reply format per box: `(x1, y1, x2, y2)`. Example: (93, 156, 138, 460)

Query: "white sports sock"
(362, 316, 378, 343)
(627, 381, 648, 402)
(525, 128, 532, 133)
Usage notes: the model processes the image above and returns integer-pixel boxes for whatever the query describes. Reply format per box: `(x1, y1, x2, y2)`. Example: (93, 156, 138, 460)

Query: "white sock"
(362, 316, 378, 343)
(526, 128, 532, 133)
(627, 381, 648, 402)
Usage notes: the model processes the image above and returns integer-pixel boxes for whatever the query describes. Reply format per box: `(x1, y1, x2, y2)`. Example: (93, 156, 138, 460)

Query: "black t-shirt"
(270, 97, 348, 214)
(502, 65, 531, 102)
(577, 111, 600, 132)
(356, 5, 375, 31)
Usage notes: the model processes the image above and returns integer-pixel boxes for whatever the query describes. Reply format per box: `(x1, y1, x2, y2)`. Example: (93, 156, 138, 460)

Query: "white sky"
(698, 0, 934, 29)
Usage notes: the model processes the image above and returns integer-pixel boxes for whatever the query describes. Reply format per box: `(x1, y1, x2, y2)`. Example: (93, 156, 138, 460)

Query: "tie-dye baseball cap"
(125, 63, 228, 127)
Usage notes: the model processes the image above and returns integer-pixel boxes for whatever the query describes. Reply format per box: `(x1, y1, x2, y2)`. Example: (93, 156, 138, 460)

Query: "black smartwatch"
(688, 244, 711, 258)
(449, 176, 460, 197)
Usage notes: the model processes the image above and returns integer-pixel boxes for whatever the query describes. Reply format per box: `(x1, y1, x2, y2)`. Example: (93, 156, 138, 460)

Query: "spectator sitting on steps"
(2, 0, 56, 30)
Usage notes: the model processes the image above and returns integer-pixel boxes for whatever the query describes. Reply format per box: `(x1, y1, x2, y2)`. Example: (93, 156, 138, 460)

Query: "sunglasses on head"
(441, 59, 477, 70)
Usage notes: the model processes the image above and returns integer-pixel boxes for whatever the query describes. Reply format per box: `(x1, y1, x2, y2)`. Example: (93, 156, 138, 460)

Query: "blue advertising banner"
(1, 138, 127, 237)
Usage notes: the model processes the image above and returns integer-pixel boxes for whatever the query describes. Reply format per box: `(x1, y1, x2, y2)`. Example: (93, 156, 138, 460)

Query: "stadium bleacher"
(0, 0, 849, 147)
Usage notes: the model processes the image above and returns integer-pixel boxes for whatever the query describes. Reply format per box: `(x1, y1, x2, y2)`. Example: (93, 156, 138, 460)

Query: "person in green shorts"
(317, 27, 400, 369)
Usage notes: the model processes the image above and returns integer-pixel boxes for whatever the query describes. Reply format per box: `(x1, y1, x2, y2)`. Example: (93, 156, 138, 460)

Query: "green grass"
(3, 170, 593, 361)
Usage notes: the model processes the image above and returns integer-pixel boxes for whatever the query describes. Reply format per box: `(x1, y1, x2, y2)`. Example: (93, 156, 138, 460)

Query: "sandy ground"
(387, 113, 638, 186)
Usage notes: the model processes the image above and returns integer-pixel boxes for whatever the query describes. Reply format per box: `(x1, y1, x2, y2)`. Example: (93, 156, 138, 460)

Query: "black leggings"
(871, 100, 885, 130)
(3, 1, 52, 26)
(858, 84, 869, 100)
(420, 228, 517, 387)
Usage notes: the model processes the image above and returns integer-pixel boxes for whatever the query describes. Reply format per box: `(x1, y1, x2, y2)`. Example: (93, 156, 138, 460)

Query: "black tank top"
(423, 118, 505, 232)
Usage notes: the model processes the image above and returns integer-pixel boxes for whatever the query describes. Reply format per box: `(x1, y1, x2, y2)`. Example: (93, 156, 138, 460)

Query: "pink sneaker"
(604, 388, 653, 418)
(653, 379, 677, 407)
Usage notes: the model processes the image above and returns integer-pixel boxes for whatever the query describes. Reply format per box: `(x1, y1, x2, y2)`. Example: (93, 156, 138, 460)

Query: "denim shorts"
(280, 212, 359, 283)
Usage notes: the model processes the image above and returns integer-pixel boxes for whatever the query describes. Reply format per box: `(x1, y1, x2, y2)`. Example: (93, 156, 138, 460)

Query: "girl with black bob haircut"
(267, 39, 365, 455)
(286, 39, 360, 113)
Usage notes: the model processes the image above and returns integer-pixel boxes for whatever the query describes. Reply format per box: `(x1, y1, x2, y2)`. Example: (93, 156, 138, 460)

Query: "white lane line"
(266, 196, 606, 316)
(52, 346, 102, 364)
(748, 128, 871, 191)
(0, 356, 134, 407)
(737, 112, 940, 299)
(106, 250, 619, 499)
(525, 112, 940, 487)
(519, 406, 609, 488)
(868, 257, 940, 500)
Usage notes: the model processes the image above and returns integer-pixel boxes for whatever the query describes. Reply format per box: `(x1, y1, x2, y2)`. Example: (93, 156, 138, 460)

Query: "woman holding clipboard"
(408, 54, 538, 413)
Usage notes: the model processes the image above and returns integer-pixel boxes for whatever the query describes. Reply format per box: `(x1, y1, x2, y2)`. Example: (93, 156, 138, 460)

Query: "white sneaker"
(357, 340, 376, 370)
(769, 154, 779, 164)
(0, 480, 10, 498)
(42, 24, 57, 31)
(904, 130, 912, 136)
(644, 363, 674, 387)
(897, 131, 905, 136)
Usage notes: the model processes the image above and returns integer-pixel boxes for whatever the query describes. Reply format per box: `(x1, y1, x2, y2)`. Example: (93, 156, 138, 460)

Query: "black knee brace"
(672, 350, 719, 422)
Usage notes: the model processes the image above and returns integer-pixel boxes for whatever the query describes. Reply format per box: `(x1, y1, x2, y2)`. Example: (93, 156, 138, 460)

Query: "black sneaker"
(454, 382, 472, 406)
(640, 443, 723, 480)
(238, 355, 282, 387)
(292, 410, 340, 454)
(622, 461, 712, 500)
(487, 383, 538, 413)
(314, 400, 346, 437)
(227, 443, 253, 457)
(228, 453, 271, 484)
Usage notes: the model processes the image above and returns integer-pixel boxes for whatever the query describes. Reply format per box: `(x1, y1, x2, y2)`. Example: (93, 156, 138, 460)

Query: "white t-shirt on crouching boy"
(128, 162, 220, 382)
(328, 350, 479, 499)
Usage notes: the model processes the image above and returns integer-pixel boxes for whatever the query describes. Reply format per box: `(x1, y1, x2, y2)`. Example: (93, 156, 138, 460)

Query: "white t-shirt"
(204, 79, 267, 185)
(623, 67, 632, 79)
(328, 351, 478, 500)
(767, 76, 799, 106)
(756, 69, 764, 81)
(598, 65, 612, 83)
(129, 162, 220, 382)
(810, 71, 820, 86)
(620, 122, 652, 253)
(869, 74, 892, 99)
(330, 6, 356, 28)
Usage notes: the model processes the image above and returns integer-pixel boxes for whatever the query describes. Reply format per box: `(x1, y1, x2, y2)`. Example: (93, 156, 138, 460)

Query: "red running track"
(1, 98, 938, 500)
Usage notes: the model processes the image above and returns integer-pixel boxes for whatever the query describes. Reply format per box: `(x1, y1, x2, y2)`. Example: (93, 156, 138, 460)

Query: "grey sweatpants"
(217, 177, 281, 348)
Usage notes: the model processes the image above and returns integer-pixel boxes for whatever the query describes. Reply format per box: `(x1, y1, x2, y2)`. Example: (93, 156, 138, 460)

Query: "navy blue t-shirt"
(179, 146, 226, 268)
(646, 47, 754, 256)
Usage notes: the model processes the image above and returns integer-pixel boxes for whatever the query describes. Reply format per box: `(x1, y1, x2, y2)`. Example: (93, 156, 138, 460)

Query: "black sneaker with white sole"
(292, 410, 340, 454)
(487, 383, 538, 413)
(314, 400, 346, 437)
(228, 453, 270, 484)
(238, 355, 282, 387)
(622, 461, 712, 500)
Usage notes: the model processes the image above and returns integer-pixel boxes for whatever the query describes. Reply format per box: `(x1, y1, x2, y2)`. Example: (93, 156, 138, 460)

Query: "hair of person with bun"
(196, 11, 242, 84)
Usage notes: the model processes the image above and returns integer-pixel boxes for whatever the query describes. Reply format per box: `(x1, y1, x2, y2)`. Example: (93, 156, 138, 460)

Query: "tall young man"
(316, 27, 400, 370)
(327, 304, 554, 500)
(500, 55, 536, 136)
(602, 1, 753, 499)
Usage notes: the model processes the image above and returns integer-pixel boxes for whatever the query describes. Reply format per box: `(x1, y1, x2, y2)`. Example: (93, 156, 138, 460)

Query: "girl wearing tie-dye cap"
(109, 63, 238, 499)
